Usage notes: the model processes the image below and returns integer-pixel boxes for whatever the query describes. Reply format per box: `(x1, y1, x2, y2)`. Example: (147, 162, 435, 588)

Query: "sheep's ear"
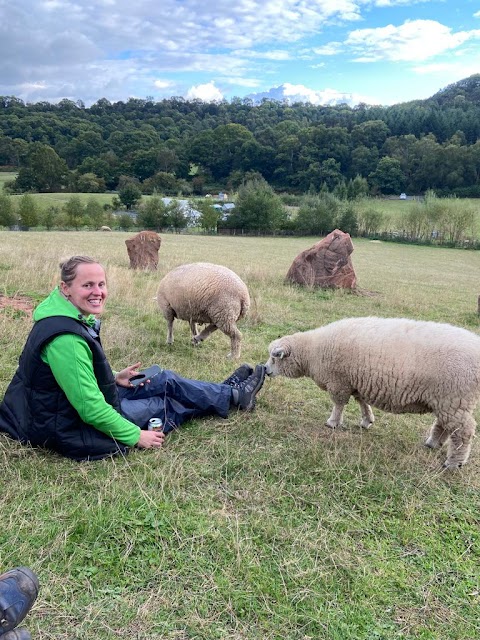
(271, 345, 289, 359)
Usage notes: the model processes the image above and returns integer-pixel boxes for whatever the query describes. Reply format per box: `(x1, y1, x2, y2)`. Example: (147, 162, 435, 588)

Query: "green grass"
(0, 171, 17, 191)
(1, 232, 479, 640)
(7, 191, 202, 212)
(359, 197, 415, 228)
(357, 196, 480, 237)
(9, 191, 117, 210)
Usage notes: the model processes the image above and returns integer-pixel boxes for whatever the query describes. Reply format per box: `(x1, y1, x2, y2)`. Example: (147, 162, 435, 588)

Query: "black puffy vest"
(0, 316, 129, 461)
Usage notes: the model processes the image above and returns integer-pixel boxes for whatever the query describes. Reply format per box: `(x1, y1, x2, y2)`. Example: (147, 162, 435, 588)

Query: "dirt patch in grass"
(0, 294, 34, 317)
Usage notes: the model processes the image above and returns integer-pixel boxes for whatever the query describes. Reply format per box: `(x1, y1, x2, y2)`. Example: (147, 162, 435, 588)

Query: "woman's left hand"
(115, 362, 142, 388)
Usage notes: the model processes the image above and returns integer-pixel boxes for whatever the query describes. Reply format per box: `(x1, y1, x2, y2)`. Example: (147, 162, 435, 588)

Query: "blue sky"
(1, 1, 479, 106)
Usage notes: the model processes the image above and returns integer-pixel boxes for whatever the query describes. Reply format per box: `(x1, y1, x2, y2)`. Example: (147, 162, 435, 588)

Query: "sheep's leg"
(163, 309, 175, 344)
(223, 323, 242, 359)
(442, 413, 476, 469)
(192, 323, 218, 346)
(326, 389, 350, 429)
(326, 405, 344, 428)
(354, 395, 374, 429)
(189, 319, 198, 338)
(425, 418, 449, 449)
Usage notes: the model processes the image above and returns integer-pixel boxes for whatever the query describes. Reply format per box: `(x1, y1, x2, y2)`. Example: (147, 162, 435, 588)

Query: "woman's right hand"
(137, 429, 165, 449)
(116, 362, 142, 388)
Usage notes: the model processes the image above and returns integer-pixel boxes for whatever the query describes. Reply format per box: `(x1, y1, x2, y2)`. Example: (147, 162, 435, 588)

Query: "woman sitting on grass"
(0, 255, 265, 461)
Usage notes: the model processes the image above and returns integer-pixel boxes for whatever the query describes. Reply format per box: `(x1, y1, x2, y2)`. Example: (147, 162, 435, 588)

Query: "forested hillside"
(1, 74, 480, 197)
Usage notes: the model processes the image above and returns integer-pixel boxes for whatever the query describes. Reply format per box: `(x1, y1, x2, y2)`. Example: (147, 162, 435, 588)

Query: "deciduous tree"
(196, 200, 221, 233)
(18, 193, 38, 229)
(227, 178, 287, 232)
(15, 143, 69, 192)
(369, 157, 406, 194)
(64, 196, 84, 229)
(295, 193, 339, 235)
(118, 182, 142, 210)
(0, 192, 16, 227)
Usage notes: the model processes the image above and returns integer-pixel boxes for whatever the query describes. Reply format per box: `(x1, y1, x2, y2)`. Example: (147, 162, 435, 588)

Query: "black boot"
(0, 568, 39, 636)
(231, 364, 266, 411)
(222, 363, 253, 387)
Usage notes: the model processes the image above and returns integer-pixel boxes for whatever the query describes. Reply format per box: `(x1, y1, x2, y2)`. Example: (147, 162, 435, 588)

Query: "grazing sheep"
(157, 262, 250, 359)
(265, 317, 480, 468)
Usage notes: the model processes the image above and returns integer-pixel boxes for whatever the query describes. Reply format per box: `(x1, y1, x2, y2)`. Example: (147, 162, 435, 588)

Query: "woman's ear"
(60, 281, 70, 297)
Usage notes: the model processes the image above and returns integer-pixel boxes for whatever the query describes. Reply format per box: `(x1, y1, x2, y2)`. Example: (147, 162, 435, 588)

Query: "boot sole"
(243, 367, 266, 411)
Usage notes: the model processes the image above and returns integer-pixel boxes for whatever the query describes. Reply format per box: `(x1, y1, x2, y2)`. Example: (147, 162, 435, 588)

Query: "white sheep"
(265, 317, 480, 468)
(157, 262, 250, 359)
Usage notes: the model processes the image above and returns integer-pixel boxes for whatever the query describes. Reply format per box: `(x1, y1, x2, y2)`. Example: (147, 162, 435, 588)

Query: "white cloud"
(411, 57, 480, 84)
(153, 79, 174, 89)
(0, 1, 368, 71)
(19, 81, 48, 91)
(346, 20, 480, 63)
(42, 1, 65, 10)
(373, 0, 422, 6)
(412, 63, 458, 74)
(221, 77, 261, 88)
(312, 42, 343, 56)
(149, 51, 250, 76)
(283, 83, 321, 101)
(280, 83, 378, 106)
(232, 49, 291, 61)
(185, 81, 224, 102)
(0, 1, 477, 105)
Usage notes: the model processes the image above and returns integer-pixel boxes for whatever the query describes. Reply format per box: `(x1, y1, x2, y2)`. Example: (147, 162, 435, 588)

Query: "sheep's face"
(265, 338, 302, 378)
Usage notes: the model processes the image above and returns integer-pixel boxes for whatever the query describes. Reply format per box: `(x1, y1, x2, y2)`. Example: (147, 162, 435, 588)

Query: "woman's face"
(61, 262, 108, 317)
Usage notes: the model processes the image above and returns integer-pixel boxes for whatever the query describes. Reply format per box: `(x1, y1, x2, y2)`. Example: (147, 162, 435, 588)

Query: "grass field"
(9, 190, 118, 209)
(0, 171, 17, 191)
(1, 232, 480, 640)
(0, 174, 116, 207)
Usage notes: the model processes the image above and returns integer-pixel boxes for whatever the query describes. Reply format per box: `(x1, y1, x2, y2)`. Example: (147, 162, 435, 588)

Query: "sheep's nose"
(264, 362, 273, 376)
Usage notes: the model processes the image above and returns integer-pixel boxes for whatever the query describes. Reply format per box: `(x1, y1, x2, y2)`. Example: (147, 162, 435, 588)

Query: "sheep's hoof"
(442, 460, 463, 470)
(424, 437, 440, 449)
(326, 420, 341, 429)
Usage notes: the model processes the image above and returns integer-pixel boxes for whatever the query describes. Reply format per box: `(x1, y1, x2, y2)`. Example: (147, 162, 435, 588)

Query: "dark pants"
(117, 369, 232, 434)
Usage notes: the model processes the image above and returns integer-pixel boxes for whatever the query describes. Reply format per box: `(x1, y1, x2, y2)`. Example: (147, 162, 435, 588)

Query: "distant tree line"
(2, 74, 480, 197)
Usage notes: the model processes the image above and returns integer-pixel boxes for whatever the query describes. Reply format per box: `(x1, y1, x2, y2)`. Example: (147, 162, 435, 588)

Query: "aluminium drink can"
(148, 418, 163, 431)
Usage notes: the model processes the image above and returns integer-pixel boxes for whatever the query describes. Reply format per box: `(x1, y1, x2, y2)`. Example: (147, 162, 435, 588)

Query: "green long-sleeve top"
(35, 288, 141, 446)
